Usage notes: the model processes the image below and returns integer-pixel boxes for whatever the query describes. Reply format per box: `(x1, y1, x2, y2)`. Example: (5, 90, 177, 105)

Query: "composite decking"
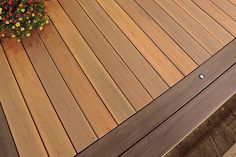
(0, 0, 236, 157)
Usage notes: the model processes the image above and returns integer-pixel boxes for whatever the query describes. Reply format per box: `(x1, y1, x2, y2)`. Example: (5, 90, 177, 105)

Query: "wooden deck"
(0, 0, 236, 157)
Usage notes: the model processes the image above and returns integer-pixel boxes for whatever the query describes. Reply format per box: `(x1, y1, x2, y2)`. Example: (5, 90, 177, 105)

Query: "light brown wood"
(155, 0, 222, 55)
(39, 23, 117, 138)
(47, 0, 135, 123)
(116, 0, 197, 75)
(76, 0, 168, 98)
(174, 0, 234, 45)
(0, 45, 48, 157)
(97, 0, 184, 87)
(212, 0, 236, 21)
(22, 30, 97, 151)
(193, 0, 236, 37)
(58, 0, 152, 110)
(135, 0, 211, 65)
(2, 39, 76, 157)
(223, 143, 236, 157)
(230, 0, 236, 6)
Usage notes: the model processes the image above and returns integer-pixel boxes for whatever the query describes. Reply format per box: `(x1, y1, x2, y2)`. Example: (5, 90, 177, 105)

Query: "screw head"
(199, 74, 205, 79)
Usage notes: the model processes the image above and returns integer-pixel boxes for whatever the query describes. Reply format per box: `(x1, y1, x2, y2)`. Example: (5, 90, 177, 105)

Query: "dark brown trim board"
(76, 39, 236, 157)
(0, 103, 19, 157)
(122, 63, 236, 157)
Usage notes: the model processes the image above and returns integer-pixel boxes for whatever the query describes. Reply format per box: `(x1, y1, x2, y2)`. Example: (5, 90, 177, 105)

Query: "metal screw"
(199, 74, 205, 79)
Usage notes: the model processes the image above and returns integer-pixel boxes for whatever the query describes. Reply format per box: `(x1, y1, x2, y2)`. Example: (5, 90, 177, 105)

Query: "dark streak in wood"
(0, 103, 19, 157)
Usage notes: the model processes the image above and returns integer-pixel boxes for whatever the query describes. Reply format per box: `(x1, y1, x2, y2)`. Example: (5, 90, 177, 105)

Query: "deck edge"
(76, 38, 236, 157)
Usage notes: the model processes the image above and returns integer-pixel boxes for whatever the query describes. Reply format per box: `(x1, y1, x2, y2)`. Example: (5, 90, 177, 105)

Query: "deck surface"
(0, 0, 236, 157)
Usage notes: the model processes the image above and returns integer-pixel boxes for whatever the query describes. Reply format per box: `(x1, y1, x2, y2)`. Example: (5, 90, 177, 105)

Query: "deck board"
(2, 39, 76, 157)
(77, 0, 169, 98)
(116, 0, 198, 75)
(193, 0, 236, 36)
(155, 0, 222, 55)
(38, 22, 117, 138)
(230, 0, 236, 6)
(58, 0, 153, 110)
(97, 0, 184, 86)
(174, 0, 234, 45)
(0, 44, 49, 157)
(22, 30, 97, 151)
(212, 0, 236, 21)
(0, 104, 20, 157)
(0, 0, 236, 156)
(47, 0, 135, 123)
(135, 0, 211, 65)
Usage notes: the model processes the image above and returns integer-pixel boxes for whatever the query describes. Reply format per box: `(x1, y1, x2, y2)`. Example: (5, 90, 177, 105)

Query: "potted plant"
(0, 0, 49, 41)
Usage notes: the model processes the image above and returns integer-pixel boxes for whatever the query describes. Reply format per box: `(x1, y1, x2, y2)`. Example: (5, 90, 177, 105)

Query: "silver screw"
(199, 74, 205, 79)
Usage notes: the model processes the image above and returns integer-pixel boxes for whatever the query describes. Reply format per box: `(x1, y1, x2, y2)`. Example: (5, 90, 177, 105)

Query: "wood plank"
(230, 0, 236, 6)
(174, 0, 234, 45)
(116, 0, 198, 75)
(155, 0, 222, 55)
(22, 30, 97, 151)
(223, 143, 236, 157)
(97, 0, 184, 86)
(76, 0, 168, 98)
(135, 0, 211, 65)
(193, 0, 236, 36)
(47, 0, 135, 123)
(38, 23, 117, 138)
(122, 63, 236, 157)
(76, 39, 236, 157)
(212, 0, 236, 21)
(2, 39, 76, 157)
(0, 103, 19, 157)
(58, 0, 152, 110)
(0, 44, 48, 157)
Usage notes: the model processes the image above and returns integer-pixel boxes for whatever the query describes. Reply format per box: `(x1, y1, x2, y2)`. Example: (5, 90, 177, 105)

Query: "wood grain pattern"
(155, 0, 222, 55)
(224, 144, 236, 157)
(212, 0, 236, 21)
(0, 103, 19, 157)
(174, 0, 234, 45)
(193, 0, 236, 36)
(58, 0, 152, 110)
(39, 23, 117, 138)
(135, 0, 211, 65)
(230, 0, 236, 6)
(22, 30, 97, 151)
(2, 39, 76, 157)
(76, 0, 169, 98)
(97, 0, 184, 87)
(47, 0, 135, 123)
(0, 44, 48, 157)
(76, 39, 236, 157)
(123, 63, 236, 157)
(116, 0, 198, 75)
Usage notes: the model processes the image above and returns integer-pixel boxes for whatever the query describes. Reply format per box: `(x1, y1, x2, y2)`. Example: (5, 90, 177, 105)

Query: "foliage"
(0, 0, 49, 41)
